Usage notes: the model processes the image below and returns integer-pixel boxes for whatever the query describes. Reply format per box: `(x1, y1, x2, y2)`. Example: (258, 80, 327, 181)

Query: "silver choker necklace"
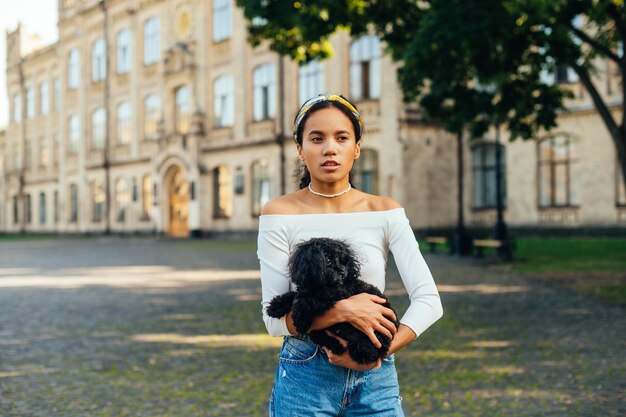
(308, 183, 352, 198)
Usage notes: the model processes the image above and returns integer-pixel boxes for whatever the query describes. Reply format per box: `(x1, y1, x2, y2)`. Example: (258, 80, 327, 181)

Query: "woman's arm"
(285, 293, 398, 348)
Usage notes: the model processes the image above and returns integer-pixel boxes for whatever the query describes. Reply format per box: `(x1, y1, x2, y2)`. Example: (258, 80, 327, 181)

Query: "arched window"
(213, 0, 232, 42)
(175, 85, 191, 134)
(92, 38, 106, 82)
(68, 48, 80, 89)
(213, 165, 233, 218)
(253, 64, 276, 121)
(143, 93, 161, 139)
(116, 101, 131, 145)
(472, 143, 506, 209)
(214, 75, 234, 127)
(13, 93, 21, 122)
(26, 87, 34, 119)
(39, 192, 47, 225)
(91, 180, 105, 222)
(91, 107, 106, 150)
(251, 159, 271, 216)
(143, 17, 160, 65)
(298, 60, 324, 105)
(68, 114, 80, 155)
(69, 184, 78, 223)
(349, 35, 381, 101)
(40, 82, 49, 115)
(116, 29, 131, 74)
(353, 149, 379, 194)
(115, 178, 130, 222)
(26, 194, 32, 224)
(538, 135, 580, 207)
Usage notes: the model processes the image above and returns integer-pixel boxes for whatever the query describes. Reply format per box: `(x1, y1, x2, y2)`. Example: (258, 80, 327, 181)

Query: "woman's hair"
(292, 95, 363, 189)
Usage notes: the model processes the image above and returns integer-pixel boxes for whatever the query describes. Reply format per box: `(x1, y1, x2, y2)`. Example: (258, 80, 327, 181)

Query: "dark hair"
(293, 100, 362, 189)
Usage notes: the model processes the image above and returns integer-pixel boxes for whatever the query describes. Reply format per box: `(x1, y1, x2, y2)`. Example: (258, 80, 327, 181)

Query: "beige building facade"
(2, 0, 625, 236)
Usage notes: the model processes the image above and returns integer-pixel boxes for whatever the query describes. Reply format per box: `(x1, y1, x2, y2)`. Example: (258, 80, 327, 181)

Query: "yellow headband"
(293, 94, 364, 142)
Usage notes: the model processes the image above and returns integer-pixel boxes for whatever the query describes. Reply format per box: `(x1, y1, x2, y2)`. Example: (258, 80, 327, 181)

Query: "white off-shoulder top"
(257, 208, 443, 339)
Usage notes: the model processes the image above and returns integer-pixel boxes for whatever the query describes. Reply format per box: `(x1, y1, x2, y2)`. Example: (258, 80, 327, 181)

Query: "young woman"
(257, 94, 443, 416)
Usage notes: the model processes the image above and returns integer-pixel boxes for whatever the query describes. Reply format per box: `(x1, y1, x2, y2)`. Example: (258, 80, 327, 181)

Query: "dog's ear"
(288, 240, 327, 288)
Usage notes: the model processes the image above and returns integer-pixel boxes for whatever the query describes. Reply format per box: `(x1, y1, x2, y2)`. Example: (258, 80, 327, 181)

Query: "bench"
(473, 239, 511, 259)
(425, 236, 448, 253)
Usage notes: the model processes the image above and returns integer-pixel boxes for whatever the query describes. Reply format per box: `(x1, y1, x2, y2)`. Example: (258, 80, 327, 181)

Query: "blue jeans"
(270, 335, 405, 416)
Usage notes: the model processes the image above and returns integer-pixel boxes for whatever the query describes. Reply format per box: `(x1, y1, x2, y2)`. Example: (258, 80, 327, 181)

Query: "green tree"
(236, 0, 626, 189)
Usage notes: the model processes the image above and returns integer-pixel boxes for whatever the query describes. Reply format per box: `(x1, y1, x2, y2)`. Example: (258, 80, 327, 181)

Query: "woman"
(257, 94, 443, 416)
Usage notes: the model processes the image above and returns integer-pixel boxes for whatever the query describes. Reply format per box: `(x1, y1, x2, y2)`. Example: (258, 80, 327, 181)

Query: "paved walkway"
(0, 237, 624, 416)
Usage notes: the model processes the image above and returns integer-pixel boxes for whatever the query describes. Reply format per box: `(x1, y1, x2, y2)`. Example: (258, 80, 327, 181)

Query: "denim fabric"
(270, 335, 405, 417)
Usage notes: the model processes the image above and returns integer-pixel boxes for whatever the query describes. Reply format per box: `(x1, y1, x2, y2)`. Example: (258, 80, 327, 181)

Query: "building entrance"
(167, 167, 189, 237)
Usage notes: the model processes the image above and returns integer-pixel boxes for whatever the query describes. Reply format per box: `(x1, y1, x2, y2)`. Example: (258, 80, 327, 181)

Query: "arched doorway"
(167, 166, 189, 237)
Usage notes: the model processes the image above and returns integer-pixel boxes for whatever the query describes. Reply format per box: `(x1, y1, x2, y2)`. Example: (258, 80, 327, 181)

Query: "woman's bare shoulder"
(359, 192, 403, 212)
(261, 192, 304, 215)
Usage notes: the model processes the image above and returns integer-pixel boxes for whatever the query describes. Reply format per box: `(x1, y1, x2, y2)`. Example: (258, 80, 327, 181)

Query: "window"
(92, 38, 106, 82)
(13, 93, 21, 122)
(40, 137, 49, 168)
(617, 160, 626, 207)
(116, 101, 131, 145)
(53, 190, 59, 223)
(54, 77, 61, 110)
(214, 75, 234, 127)
(353, 149, 379, 194)
(538, 136, 580, 207)
(24, 139, 32, 170)
(69, 184, 78, 223)
(40, 82, 49, 115)
(91, 180, 105, 222)
(213, 0, 232, 42)
(92, 107, 106, 150)
(350, 35, 381, 101)
(68, 48, 80, 89)
(53, 133, 60, 166)
(142, 174, 152, 219)
(251, 159, 271, 216)
(115, 178, 130, 222)
(298, 60, 324, 105)
(253, 64, 276, 121)
(13, 195, 19, 224)
(472, 144, 506, 209)
(39, 192, 46, 225)
(68, 114, 80, 155)
(213, 165, 233, 218)
(26, 87, 35, 119)
(175, 85, 191, 134)
(144, 17, 160, 65)
(26, 194, 32, 224)
(117, 29, 131, 74)
(143, 94, 161, 139)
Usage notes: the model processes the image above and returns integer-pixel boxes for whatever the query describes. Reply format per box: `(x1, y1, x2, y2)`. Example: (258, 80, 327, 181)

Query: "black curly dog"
(266, 237, 399, 364)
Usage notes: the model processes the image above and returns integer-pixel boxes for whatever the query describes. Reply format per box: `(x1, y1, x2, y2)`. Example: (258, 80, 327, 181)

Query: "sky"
(0, 0, 58, 128)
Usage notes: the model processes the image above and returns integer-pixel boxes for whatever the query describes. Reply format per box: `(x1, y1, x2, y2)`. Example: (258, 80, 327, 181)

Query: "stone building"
(2, 0, 625, 237)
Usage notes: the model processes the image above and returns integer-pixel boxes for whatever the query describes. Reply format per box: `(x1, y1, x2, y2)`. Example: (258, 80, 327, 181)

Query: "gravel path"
(0, 237, 624, 416)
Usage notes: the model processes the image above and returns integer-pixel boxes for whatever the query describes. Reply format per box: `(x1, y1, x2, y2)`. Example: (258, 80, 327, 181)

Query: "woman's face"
(297, 107, 361, 184)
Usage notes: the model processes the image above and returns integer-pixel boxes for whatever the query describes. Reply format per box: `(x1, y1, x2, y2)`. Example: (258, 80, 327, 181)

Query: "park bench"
(473, 238, 514, 260)
(425, 236, 448, 253)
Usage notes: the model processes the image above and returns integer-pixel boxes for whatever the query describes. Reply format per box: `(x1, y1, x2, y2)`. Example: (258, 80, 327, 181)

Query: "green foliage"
(236, 0, 624, 141)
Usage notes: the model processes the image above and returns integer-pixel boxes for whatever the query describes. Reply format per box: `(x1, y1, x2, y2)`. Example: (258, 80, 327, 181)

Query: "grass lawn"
(510, 237, 626, 305)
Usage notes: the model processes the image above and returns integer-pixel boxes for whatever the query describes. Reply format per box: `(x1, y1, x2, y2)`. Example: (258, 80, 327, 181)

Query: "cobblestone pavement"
(0, 237, 624, 417)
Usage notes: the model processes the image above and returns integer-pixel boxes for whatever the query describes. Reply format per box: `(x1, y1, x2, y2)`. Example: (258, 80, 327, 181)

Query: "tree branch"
(568, 25, 620, 63)
(571, 62, 620, 142)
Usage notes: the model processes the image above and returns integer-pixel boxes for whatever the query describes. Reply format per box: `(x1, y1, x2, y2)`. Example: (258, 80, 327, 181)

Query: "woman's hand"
(322, 331, 382, 371)
(334, 293, 397, 348)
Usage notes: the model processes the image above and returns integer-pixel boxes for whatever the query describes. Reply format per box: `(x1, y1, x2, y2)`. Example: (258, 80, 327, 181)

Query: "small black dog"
(266, 237, 399, 364)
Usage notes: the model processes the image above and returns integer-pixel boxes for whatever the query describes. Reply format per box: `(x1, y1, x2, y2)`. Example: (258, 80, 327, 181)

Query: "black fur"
(266, 237, 399, 364)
